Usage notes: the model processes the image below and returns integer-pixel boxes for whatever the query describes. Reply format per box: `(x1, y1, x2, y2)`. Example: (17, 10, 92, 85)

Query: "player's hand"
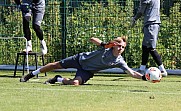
(130, 17, 136, 28)
(20, 3, 31, 13)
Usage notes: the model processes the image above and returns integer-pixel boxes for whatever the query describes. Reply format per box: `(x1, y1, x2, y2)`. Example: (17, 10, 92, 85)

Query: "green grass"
(0, 70, 181, 111)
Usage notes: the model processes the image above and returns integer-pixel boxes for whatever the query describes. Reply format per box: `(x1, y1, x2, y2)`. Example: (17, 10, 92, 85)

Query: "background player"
(131, 0, 167, 77)
(14, 0, 47, 55)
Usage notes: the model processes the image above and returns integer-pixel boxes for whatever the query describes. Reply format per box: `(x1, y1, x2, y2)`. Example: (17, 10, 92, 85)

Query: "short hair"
(111, 36, 127, 46)
(115, 36, 127, 43)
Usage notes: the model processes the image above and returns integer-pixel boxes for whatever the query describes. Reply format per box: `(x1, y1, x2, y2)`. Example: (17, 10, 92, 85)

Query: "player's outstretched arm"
(90, 37, 103, 46)
(90, 37, 119, 48)
(125, 68, 146, 81)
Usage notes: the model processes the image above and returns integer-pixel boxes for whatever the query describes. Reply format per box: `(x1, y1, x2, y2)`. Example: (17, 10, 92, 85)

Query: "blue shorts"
(59, 54, 94, 84)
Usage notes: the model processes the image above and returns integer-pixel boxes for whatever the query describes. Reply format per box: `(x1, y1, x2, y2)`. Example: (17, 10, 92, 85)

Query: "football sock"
(57, 77, 64, 82)
(40, 39, 45, 44)
(33, 24, 43, 40)
(32, 68, 41, 75)
(141, 45, 149, 65)
(150, 49, 162, 66)
(23, 18, 31, 41)
(27, 40, 32, 46)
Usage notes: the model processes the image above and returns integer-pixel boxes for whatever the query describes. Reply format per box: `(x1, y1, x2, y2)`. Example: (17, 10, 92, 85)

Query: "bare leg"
(40, 62, 62, 73)
(62, 76, 82, 85)
(20, 61, 63, 82)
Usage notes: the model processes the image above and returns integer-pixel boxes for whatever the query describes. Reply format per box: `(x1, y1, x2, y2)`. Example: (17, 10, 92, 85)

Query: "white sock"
(57, 77, 64, 82)
(140, 65, 146, 70)
(159, 64, 166, 72)
(27, 40, 32, 46)
(40, 39, 45, 44)
(32, 68, 41, 75)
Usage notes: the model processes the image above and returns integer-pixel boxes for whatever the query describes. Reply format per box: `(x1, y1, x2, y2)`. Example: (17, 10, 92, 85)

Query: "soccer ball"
(145, 67, 162, 83)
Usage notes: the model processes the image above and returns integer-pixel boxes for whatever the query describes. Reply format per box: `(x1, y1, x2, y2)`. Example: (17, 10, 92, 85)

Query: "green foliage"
(43, 0, 62, 62)
(159, 3, 181, 69)
(0, 6, 24, 64)
(0, 0, 180, 69)
(66, 0, 134, 54)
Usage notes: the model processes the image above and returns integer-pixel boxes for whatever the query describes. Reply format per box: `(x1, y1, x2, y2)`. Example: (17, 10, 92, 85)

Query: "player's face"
(113, 40, 126, 55)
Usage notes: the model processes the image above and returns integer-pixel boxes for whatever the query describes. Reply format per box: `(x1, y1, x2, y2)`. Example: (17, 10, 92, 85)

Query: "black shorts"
(59, 54, 94, 84)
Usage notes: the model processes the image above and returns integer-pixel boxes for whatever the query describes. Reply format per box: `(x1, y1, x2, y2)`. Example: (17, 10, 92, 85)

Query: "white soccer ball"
(145, 67, 162, 83)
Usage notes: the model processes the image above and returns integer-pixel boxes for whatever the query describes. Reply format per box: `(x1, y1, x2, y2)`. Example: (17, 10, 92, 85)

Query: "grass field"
(0, 70, 181, 111)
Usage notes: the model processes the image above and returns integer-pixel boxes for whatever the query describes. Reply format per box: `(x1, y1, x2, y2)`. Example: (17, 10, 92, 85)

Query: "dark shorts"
(59, 54, 94, 84)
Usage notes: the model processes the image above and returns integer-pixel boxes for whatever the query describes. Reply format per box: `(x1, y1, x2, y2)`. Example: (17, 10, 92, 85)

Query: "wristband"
(100, 42, 106, 47)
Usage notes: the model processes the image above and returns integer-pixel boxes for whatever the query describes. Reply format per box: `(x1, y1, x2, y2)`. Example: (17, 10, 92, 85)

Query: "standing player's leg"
(22, 10, 32, 52)
(149, 48, 167, 76)
(32, 1, 47, 55)
(138, 26, 150, 74)
(147, 24, 167, 77)
(138, 45, 150, 74)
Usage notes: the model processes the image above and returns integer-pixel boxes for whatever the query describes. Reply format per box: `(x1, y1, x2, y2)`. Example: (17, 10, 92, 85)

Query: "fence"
(0, 0, 180, 70)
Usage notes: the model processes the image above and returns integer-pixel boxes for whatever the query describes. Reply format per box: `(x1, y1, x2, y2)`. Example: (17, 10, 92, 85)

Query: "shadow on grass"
(93, 77, 140, 82)
(0, 74, 46, 78)
(68, 73, 128, 77)
(37, 83, 117, 87)
(86, 83, 149, 88)
(26, 81, 45, 84)
(163, 80, 181, 83)
(0, 74, 21, 78)
(94, 73, 129, 77)
(129, 90, 149, 92)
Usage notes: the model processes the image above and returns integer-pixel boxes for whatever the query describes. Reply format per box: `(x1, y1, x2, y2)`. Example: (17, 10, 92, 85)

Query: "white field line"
(1, 87, 181, 95)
